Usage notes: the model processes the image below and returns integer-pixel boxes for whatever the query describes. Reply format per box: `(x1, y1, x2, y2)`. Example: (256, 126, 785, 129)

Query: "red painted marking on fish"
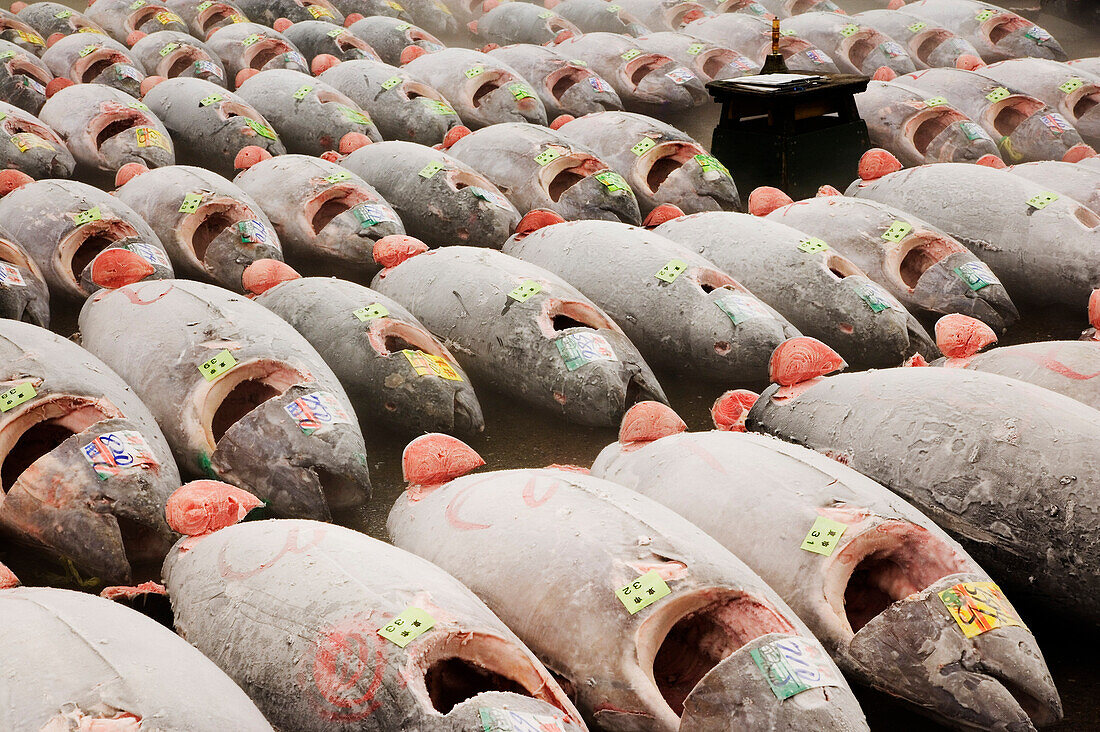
(217, 525, 327, 579)
(307, 616, 386, 722)
(522, 475, 558, 507)
(685, 442, 728, 475)
(1018, 346, 1100, 380)
(444, 477, 493, 531)
(118, 280, 173, 305)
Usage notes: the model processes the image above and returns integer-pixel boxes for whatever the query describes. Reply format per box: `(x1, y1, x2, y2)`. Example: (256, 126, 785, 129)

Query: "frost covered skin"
(130, 30, 228, 86)
(320, 59, 461, 145)
(330, 0, 414, 24)
(636, 31, 758, 83)
(166, 0, 249, 40)
(205, 22, 310, 86)
(855, 80, 1001, 167)
(1006, 161, 1100, 216)
(142, 77, 286, 178)
(256, 277, 484, 436)
(488, 44, 622, 120)
(372, 247, 666, 426)
(0, 179, 173, 302)
(551, 0, 651, 37)
(38, 83, 174, 183)
(41, 33, 144, 97)
(979, 58, 1100, 150)
(0, 100, 74, 179)
(79, 279, 372, 519)
(282, 21, 379, 65)
(1067, 56, 1100, 79)
(901, 0, 1066, 64)
(234, 69, 381, 156)
(162, 519, 584, 732)
(555, 32, 707, 113)
(766, 195, 1018, 332)
(0, 321, 179, 585)
(233, 0, 343, 26)
(470, 4, 579, 48)
(15, 2, 106, 40)
(684, 14, 839, 73)
(0, 9, 46, 56)
(389, 464, 869, 731)
(848, 162, 1100, 307)
(342, 140, 520, 249)
(853, 9, 983, 70)
(898, 68, 1093, 165)
(403, 48, 548, 128)
(655, 211, 938, 368)
(346, 16, 444, 67)
(0, 40, 51, 114)
(592, 422, 1063, 731)
(115, 164, 282, 291)
(610, 0, 710, 34)
(390, 0, 460, 37)
(84, 0, 190, 44)
(233, 154, 401, 278)
(557, 111, 739, 216)
(0, 230, 49, 326)
(0, 588, 274, 731)
(753, 0, 841, 17)
(503, 220, 798, 382)
(781, 12, 916, 77)
(447, 124, 642, 224)
(747, 367, 1100, 623)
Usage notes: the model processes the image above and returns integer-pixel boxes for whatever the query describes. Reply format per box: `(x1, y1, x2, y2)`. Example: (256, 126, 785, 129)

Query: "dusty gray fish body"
(390, 0, 461, 37)
(233, 0, 344, 27)
(635, 31, 758, 83)
(1067, 56, 1100, 79)
(39, 83, 174, 183)
(855, 80, 1001, 166)
(610, 0, 711, 34)
(0, 179, 173, 303)
(471, 4, 579, 47)
(282, 20, 380, 65)
(0, 99, 74, 179)
(255, 277, 484, 436)
(0, 10, 45, 57)
(551, 0, 651, 37)
(162, 519, 585, 732)
(0, 229, 49, 327)
(447, 123, 642, 224)
(898, 67, 1091, 165)
(554, 31, 707, 113)
(746, 367, 1100, 622)
(503, 219, 797, 381)
(753, 0, 841, 17)
(487, 44, 623, 120)
(166, 0, 249, 40)
(319, 58, 461, 145)
(765, 195, 1019, 332)
(234, 69, 381, 155)
(142, 77, 286, 177)
(84, 0, 190, 44)
(41, 33, 144, 97)
(848, 162, 1100, 307)
(372, 246, 667, 426)
(0, 587, 274, 731)
(115, 164, 282, 292)
(853, 9, 982, 70)
(130, 29, 228, 86)
(592, 429, 1063, 731)
(388, 467, 869, 731)
(78, 279, 372, 520)
(0, 40, 51, 114)
(655, 211, 938, 368)
(0, 321, 179, 585)
(901, 0, 1066, 64)
(979, 58, 1100, 150)
(233, 154, 401, 279)
(781, 11, 916, 77)
(684, 14, 839, 73)
(205, 22, 310, 86)
(16, 1, 106, 39)
(1006, 160, 1100, 215)
(403, 47, 548, 128)
(557, 110, 739, 215)
(342, 140, 520, 249)
(330, 0, 414, 24)
(346, 16, 444, 66)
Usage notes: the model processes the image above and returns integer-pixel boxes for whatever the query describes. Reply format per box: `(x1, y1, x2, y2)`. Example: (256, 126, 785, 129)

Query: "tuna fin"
(514, 209, 565, 240)
(0, 169, 34, 196)
(619, 401, 686, 448)
(115, 162, 148, 188)
(234, 145, 273, 170)
(549, 114, 574, 130)
(312, 54, 341, 74)
(0, 561, 18, 589)
(374, 235, 428, 268)
(748, 186, 793, 216)
(403, 433, 485, 491)
(243, 259, 300, 297)
(273, 17, 293, 32)
(643, 204, 684, 228)
(935, 314, 997, 360)
(858, 148, 902, 181)
(45, 77, 74, 98)
(816, 184, 843, 196)
(441, 125, 471, 149)
(976, 154, 1005, 169)
(711, 390, 757, 432)
(769, 337, 846, 386)
(165, 480, 265, 537)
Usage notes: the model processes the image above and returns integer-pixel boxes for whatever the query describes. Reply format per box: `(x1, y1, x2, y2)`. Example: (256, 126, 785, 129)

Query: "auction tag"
(534, 147, 563, 166)
(850, 278, 900, 313)
(421, 99, 455, 115)
(241, 33, 262, 46)
(509, 83, 535, 101)
(1039, 113, 1072, 135)
(244, 118, 277, 139)
(199, 350, 237, 380)
(11, 133, 52, 152)
(122, 241, 170, 268)
(0, 382, 35, 412)
(156, 11, 183, 24)
(285, 391, 352, 434)
(199, 94, 223, 106)
(975, 9, 996, 21)
(327, 27, 346, 37)
(839, 23, 859, 37)
(179, 192, 204, 213)
(395, 22, 412, 30)
(654, 259, 686, 283)
(631, 137, 656, 156)
(478, 707, 566, 732)
(1059, 78, 1084, 94)
(954, 261, 999, 291)
(985, 86, 1010, 103)
(15, 30, 43, 45)
(907, 21, 926, 32)
(73, 207, 102, 225)
(924, 96, 948, 107)
(79, 44, 97, 57)
(665, 67, 695, 84)
(135, 127, 169, 150)
(0, 262, 25, 286)
(0, 52, 13, 62)
(509, 279, 541, 301)
(800, 516, 846, 556)
(196, 0, 213, 9)
(686, 42, 706, 55)
(351, 202, 396, 228)
(881, 220, 912, 242)
(555, 332, 615, 371)
(284, 51, 307, 67)
(606, 3, 619, 10)
(381, 76, 403, 90)
(538, 10, 554, 18)
(55, 8, 73, 17)
(237, 219, 269, 244)
(159, 42, 180, 57)
(353, 303, 388, 321)
(715, 290, 769, 325)
(402, 350, 463, 380)
(387, 0, 405, 9)
(594, 170, 628, 192)
(938, 581, 1026, 638)
(1027, 191, 1058, 209)
(751, 637, 843, 700)
(470, 186, 511, 209)
(194, 59, 223, 78)
(378, 607, 435, 647)
(324, 170, 352, 184)
(116, 64, 142, 81)
(620, 48, 640, 60)
(694, 153, 728, 175)
(959, 121, 989, 141)
(81, 430, 158, 480)
(1025, 25, 1052, 42)
(339, 105, 372, 125)
(465, 64, 485, 78)
(306, 3, 334, 18)
(797, 237, 828, 253)
(293, 84, 313, 100)
(615, 570, 670, 615)
(419, 161, 444, 178)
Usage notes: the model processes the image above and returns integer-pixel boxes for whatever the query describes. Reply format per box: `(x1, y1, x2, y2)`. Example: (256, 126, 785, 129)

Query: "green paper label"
(198, 349, 237, 380)
(594, 170, 628, 192)
(381, 76, 402, 90)
(654, 259, 686, 283)
(797, 237, 828, 253)
(0, 382, 36, 412)
(985, 86, 1010, 103)
(354, 304, 389, 321)
(179, 192, 203, 213)
(615, 570, 670, 614)
(508, 279, 541, 301)
(953, 261, 999, 291)
(419, 161, 444, 178)
(244, 118, 277, 139)
(631, 137, 656, 156)
(1027, 191, 1058, 209)
(800, 516, 847, 556)
(293, 84, 313, 100)
(534, 147, 563, 166)
(73, 207, 101, 225)
(881, 220, 912, 242)
(751, 637, 843, 700)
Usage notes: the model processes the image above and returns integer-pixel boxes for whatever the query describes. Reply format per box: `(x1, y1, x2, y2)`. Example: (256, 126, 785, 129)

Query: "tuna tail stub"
(769, 337, 846, 386)
(748, 186, 793, 216)
(166, 480, 264, 536)
(858, 148, 902, 181)
(710, 389, 758, 432)
(935, 314, 997, 360)
(402, 433, 485, 490)
(618, 401, 685, 448)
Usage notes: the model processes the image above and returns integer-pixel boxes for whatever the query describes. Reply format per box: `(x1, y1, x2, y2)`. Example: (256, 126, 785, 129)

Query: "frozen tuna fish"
(0, 8, 47, 56)
(611, 0, 711, 33)
(781, 11, 916, 77)
(636, 31, 759, 82)
(551, 0, 651, 37)
(166, 0, 250, 39)
(346, 15, 444, 67)
(14, 2, 107, 41)
(41, 32, 144, 97)
(205, 21, 309, 87)
(281, 19, 379, 65)
(0, 99, 75, 178)
(84, 0, 190, 45)
(388, 0, 461, 37)
(233, 0, 343, 26)
(469, 3, 579, 47)
(129, 29, 228, 86)
(853, 8, 984, 70)
(0, 39, 51, 113)
(0, 228, 49, 326)
(901, 0, 1066, 63)
(684, 14, 839, 73)
(1006, 159, 1100, 215)
(487, 44, 623, 119)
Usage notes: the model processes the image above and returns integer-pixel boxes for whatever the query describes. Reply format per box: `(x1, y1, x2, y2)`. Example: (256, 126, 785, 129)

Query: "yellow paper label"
(800, 516, 847, 556)
(615, 570, 671, 614)
(199, 349, 237, 380)
(135, 127, 169, 150)
(378, 607, 435, 647)
(938, 581, 1026, 638)
(401, 350, 462, 381)
(0, 382, 36, 412)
